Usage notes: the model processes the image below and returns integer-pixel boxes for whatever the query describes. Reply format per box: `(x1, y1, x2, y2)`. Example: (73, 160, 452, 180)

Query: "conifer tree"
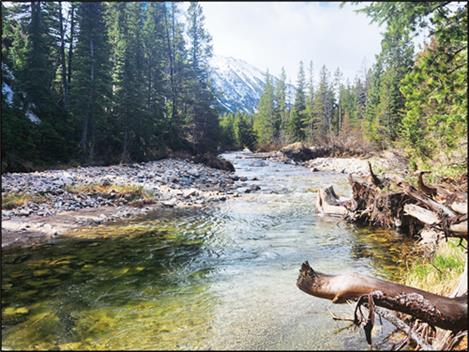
(253, 71, 274, 145)
(288, 61, 306, 141)
(273, 67, 287, 142)
(186, 1, 219, 151)
(72, 2, 111, 161)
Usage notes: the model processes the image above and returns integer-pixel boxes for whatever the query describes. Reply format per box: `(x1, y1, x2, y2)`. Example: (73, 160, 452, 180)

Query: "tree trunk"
(79, 36, 95, 159)
(297, 261, 467, 331)
(67, 3, 75, 85)
(58, 1, 68, 109)
(163, 4, 176, 122)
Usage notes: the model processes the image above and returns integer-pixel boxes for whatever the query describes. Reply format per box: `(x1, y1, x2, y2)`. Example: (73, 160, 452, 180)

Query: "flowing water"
(2, 151, 415, 350)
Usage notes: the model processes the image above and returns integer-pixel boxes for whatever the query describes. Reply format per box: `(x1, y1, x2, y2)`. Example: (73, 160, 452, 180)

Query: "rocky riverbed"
(267, 146, 408, 180)
(1, 157, 263, 247)
(1, 147, 407, 248)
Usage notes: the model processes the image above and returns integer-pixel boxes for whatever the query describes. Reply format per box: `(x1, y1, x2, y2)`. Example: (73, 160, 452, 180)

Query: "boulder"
(280, 142, 330, 162)
(193, 153, 235, 172)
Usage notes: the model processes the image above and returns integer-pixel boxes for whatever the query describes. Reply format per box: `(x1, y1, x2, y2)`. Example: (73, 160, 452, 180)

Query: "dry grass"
(404, 239, 466, 296)
(255, 142, 283, 152)
(2, 192, 48, 210)
(66, 183, 153, 202)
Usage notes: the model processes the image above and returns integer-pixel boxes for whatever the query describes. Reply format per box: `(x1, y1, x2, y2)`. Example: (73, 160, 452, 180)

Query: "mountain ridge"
(210, 55, 294, 114)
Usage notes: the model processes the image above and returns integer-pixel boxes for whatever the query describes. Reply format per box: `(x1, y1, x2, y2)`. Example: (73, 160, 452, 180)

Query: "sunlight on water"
(2, 152, 415, 350)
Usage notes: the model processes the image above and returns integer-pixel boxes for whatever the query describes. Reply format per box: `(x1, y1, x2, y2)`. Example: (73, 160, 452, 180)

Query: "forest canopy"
(1, 2, 467, 174)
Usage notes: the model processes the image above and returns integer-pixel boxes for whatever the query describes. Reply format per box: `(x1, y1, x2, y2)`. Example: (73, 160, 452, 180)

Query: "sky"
(198, 2, 384, 83)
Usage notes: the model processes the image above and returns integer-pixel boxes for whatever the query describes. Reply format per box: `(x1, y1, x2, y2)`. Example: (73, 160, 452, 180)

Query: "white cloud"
(199, 2, 384, 82)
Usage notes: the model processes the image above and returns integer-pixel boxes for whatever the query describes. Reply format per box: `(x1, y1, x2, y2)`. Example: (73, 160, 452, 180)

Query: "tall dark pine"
(72, 2, 110, 160)
(142, 2, 167, 152)
(23, 1, 54, 115)
(58, 1, 68, 109)
(186, 1, 219, 151)
(67, 3, 76, 85)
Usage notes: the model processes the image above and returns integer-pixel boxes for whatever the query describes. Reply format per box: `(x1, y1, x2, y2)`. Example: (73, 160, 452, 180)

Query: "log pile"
(316, 164, 467, 240)
(297, 261, 467, 349)
(305, 165, 467, 349)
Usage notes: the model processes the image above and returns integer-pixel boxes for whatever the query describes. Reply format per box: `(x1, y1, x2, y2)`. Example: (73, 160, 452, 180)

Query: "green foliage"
(404, 238, 465, 296)
(2, 1, 466, 171)
(220, 112, 257, 150)
(399, 7, 467, 166)
(2, 1, 224, 172)
(358, 1, 467, 164)
(253, 71, 275, 144)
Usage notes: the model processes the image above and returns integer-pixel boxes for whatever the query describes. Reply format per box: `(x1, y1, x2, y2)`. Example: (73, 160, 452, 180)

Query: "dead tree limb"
(374, 306, 434, 350)
(415, 171, 437, 197)
(297, 261, 467, 332)
(368, 161, 383, 188)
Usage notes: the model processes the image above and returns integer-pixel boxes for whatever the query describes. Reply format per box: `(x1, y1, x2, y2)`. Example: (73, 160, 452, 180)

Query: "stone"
(162, 199, 177, 207)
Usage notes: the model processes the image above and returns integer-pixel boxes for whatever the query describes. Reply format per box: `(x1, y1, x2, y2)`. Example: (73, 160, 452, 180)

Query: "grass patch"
(65, 183, 153, 202)
(404, 238, 466, 296)
(2, 192, 48, 210)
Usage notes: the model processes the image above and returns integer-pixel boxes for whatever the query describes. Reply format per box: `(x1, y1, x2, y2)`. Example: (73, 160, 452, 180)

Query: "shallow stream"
(2, 151, 414, 350)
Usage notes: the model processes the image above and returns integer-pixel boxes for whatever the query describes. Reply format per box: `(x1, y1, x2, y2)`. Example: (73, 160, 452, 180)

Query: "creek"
(2, 151, 415, 350)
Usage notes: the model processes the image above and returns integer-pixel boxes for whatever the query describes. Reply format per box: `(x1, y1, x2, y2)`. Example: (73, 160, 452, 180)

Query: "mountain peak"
(210, 55, 294, 114)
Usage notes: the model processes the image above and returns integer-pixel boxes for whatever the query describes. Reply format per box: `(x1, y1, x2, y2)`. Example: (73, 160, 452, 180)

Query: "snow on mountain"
(2, 82, 14, 105)
(2, 63, 41, 124)
(210, 55, 294, 114)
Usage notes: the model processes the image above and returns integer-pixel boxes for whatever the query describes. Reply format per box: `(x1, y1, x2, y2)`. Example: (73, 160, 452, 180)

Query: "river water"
(2, 151, 415, 350)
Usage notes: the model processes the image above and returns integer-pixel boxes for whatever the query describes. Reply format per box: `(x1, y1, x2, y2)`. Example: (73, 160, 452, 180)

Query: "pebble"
(1, 158, 238, 219)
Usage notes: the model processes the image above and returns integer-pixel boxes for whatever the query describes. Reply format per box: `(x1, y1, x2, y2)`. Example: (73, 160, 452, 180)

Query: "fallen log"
(403, 203, 467, 237)
(451, 202, 467, 215)
(403, 186, 456, 217)
(297, 261, 467, 332)
(449, 221, 467, 236)
(404, 204, 440, 225)
(316, 185, 349, 216)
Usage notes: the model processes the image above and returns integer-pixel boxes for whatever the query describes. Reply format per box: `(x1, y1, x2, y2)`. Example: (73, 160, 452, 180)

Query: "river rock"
(250, 160, 267, 167)
(162, 199, 177, 207)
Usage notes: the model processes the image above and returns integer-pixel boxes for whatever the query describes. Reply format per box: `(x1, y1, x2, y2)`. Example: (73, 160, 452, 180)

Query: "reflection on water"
(2, 151, 415, 350)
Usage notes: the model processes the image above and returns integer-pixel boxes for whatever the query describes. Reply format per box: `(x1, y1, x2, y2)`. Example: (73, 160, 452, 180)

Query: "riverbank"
(263, 144, 408, 182)
(2, 150, 415, 351)
(1, 157, 264, 248)
(0, 147, 410, 249)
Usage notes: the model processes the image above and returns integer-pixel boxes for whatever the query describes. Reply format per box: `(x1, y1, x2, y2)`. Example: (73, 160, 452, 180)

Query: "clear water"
(1, 151, 414, 350)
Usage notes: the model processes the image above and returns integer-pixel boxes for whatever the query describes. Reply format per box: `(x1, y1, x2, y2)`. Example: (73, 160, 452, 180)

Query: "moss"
(2, 192, 48, 210)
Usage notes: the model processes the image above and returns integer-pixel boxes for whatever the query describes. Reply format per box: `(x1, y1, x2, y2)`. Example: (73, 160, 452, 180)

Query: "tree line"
(2, 1, 220, 172)
(2, 2, 466, 174)
(220, 2, 467, 173)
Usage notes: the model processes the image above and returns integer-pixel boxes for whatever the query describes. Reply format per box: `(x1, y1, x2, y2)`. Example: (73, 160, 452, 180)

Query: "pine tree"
(185, 1, 219, 152)
(332, 68, 343, 135)
(272, 67, 286, 142)
(253, 71, 274, 145)
(142, 2, 167, 156)
(313, 65, 333, 137)
(72, 2, 111, 161)
(288, 61, 306, 141)
(162, 2, 189, 148)
(303, 60, 315, 140)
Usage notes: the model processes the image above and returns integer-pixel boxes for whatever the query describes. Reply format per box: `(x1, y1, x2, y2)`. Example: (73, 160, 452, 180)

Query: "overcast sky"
(198, 2, 384, 83)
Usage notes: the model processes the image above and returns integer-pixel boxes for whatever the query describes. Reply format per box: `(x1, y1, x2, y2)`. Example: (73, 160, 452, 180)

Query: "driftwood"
(316, 186, 349, 216)
(297, 261, 468, 332)
(311, 164, 467, 349)
(451, 202, 467, 215)
(315, 163, 467, 239)
(416, 170, 437, 197)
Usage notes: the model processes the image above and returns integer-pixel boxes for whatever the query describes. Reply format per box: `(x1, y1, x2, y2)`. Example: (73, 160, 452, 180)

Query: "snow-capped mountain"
(210, 55, 294, 114)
